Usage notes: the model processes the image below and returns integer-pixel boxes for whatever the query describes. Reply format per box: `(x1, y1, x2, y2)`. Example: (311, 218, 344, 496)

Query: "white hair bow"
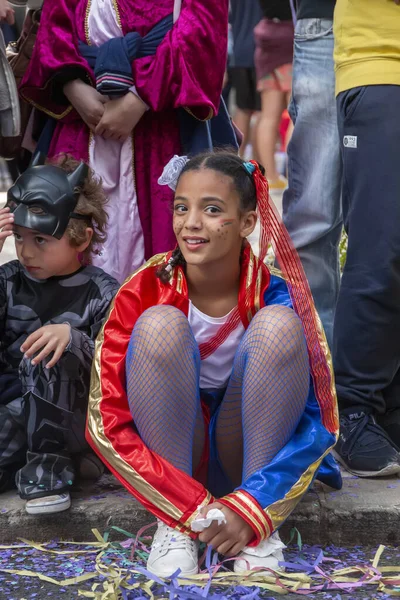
(158, 155, 189, 191)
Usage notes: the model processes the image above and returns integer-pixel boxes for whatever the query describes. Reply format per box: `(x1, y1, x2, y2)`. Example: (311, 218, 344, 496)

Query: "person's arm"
(19, 0, 95, 120)
(0, 207, 13, 253)
(130, 0, 229, 118)
(0, 0, 14, 24)
(86, 263, 214, 536)
(21, 273, 119, 369)
(62, 273, 120, 370)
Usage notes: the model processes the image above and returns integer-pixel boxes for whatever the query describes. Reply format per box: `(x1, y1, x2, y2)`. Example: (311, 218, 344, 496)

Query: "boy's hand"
(95, 92, 147, 142)
(63, 80, 108, 131)
(21, 324, 71, 368)
(198, 502, 254, 557)
(0, 207, 14, 252)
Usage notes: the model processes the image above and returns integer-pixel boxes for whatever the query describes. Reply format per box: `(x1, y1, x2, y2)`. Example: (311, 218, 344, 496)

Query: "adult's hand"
(63, 79, 108, 131)
(198, 502, 254, 557)
(0, 207, 14, 253)
(0, 0, 14, 24)
(95, 92, 147, 142)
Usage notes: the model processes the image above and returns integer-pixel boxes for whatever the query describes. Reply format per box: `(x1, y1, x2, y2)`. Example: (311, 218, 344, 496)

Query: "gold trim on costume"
(176, 269, 184, 294)
(88, 254, 185, 521)
(222, 496, 266, 540)
(20, 95, 74, 121)
(184, 107, 214, 122)
(229, 491, 270, 535)
(268, 265, 283, 279)
(85, 0, 92, 45)
(245, 249, 255, 322)
(316, 317, 339, 432)
(265, 445, 335, 531)
(254, 268, 262, 313)
(112, 0, 123, 30)
(183, 491, 213, 528)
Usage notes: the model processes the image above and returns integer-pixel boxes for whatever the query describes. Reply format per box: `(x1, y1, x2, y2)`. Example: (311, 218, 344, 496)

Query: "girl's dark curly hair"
(157, 150, 264, 283)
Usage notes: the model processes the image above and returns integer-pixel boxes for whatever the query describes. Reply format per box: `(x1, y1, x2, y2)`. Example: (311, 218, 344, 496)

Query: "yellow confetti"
(1, 534, 399, 598)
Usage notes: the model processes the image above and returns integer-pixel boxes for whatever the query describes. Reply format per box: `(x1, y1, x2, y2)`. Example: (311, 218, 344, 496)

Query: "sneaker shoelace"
(153, 525, 197, 553)
(343, 413, 397, 456)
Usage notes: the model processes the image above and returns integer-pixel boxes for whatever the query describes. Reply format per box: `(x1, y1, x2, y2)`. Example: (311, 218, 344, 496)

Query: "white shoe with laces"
(234, 532, 286, 573)
(147, 520, 199, 578)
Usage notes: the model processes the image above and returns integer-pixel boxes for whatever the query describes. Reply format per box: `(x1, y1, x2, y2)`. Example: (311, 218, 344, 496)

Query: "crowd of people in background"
(227, 0, 400, 479)
(0, 0, 399, 538)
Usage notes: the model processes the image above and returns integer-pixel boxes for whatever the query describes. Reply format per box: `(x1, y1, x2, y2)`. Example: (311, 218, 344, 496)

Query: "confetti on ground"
(0, 526, 399, 599)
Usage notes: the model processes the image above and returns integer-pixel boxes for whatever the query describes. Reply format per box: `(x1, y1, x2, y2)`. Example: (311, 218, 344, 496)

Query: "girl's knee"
(130, 305, 193, 358)
(246, 306, 307, 356)
(136, 305, 188, 335)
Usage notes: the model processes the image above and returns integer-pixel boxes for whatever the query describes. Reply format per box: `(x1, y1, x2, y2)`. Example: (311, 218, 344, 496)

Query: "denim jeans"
(283, 19, 342, 349)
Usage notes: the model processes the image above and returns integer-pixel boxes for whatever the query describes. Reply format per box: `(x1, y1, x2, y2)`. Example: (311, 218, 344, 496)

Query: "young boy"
(0, 153, 119, 514)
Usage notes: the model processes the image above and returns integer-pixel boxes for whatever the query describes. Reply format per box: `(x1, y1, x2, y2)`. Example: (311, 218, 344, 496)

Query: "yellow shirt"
(334, 0, 400, 95)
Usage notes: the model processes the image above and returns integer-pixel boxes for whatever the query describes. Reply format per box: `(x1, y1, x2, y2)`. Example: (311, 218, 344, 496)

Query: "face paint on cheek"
(173, 218, 184, 235)
(219, 219, 235, 228)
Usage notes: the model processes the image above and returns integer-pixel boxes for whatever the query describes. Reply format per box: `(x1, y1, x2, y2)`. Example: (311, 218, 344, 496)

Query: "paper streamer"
(0, 527, 399, 599)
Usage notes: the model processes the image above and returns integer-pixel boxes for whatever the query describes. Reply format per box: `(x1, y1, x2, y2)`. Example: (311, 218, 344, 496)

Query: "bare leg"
(257, 89, 285, 182)
(250, 112, 262, 163)
(233, 108, 253, 158)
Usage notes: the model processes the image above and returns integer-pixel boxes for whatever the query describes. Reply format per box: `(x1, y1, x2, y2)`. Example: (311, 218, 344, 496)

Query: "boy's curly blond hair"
(49, 154, 108, 262)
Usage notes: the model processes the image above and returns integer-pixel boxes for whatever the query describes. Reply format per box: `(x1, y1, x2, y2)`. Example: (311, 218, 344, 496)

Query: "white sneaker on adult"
(147, 520, 199, 578)
(234, 532, 286, 573)
(25, 492, 71, 515)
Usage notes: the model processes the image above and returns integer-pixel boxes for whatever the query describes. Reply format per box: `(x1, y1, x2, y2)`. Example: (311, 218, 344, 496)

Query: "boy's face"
(13, 225, 81, 279)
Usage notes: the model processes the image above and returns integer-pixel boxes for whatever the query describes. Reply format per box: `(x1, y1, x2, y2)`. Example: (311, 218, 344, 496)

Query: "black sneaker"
(333, 411, 400, 477)
(378, 408, 400, 450)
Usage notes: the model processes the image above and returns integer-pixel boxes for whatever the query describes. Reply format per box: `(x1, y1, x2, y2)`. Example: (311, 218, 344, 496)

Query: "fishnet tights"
(126, 305, 309, 486)
(216, 305, 310, 486)
(126, 306, 203, 475)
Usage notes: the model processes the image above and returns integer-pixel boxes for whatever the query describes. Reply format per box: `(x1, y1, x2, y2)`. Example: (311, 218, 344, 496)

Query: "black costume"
(0, 261, 119, 498)
(0, 156, 119, 499)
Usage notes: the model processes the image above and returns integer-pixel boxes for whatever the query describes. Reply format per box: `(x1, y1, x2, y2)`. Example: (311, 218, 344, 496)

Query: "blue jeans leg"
(283, 19, 342, 349)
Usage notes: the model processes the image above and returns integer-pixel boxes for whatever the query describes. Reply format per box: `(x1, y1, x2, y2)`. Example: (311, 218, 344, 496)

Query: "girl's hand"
(94, 92, 147, 142)
(198, 502, 254, 557)
(63, 80, 108, 131)
(21, 324, 71, 369)
(0, 207, 14, 253)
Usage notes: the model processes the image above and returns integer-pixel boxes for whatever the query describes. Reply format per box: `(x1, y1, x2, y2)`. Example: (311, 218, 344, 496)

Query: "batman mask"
(6, 153, 90, 239)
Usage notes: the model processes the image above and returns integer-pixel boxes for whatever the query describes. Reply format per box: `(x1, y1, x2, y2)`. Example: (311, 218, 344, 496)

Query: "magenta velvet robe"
(20, 0, 228, 259)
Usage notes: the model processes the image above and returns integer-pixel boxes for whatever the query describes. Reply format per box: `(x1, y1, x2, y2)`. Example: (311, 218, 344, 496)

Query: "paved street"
(0, 539, 399, 599)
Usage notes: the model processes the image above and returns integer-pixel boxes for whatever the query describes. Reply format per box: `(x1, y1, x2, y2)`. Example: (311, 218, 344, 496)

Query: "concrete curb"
(1, 474, 399, 545)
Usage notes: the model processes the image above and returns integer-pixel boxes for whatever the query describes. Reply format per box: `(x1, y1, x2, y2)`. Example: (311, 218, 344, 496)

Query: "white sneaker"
(234, 532, 286, 573)
(25, 492, 71, 515)
(147, 520, 199, 578)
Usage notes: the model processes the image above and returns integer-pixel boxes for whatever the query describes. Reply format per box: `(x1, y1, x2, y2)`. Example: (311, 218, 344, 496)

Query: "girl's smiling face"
(173, 168, 257, 268)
